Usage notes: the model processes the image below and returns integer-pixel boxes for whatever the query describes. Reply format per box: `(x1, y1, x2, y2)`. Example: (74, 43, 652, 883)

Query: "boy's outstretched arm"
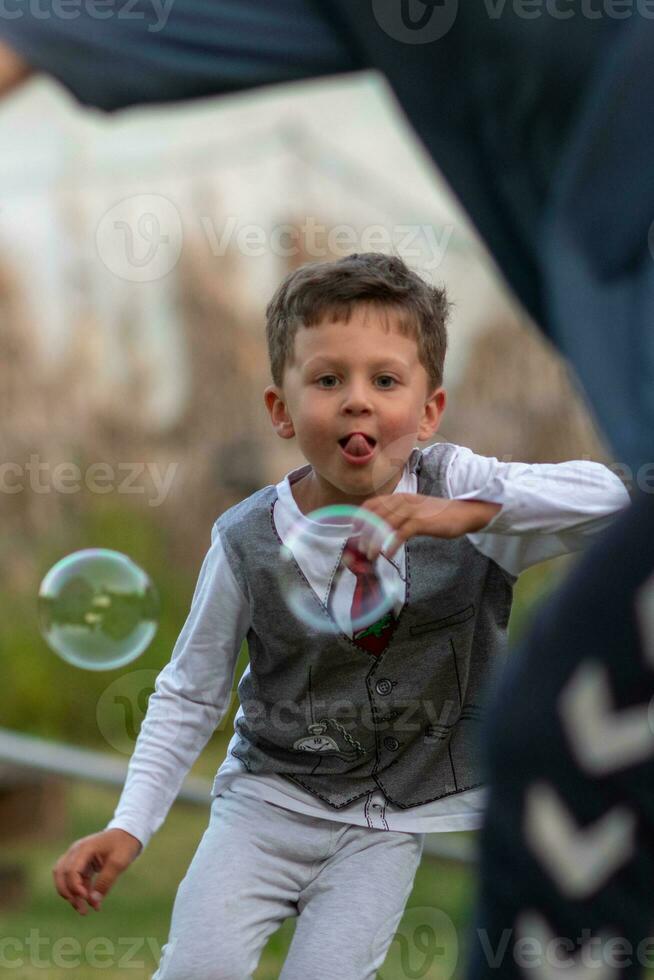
(362, 445, 631, 575)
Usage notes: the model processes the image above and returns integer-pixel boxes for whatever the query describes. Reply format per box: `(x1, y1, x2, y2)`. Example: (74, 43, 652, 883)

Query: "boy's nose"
(341, 383, 373, 413)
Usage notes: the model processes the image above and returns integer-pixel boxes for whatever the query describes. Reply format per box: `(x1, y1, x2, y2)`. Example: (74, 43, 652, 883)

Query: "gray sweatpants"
(152, 786, 425, 980)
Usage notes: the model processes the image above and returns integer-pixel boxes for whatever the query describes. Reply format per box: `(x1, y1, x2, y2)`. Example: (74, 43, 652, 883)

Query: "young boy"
(53, 253, 629, 979)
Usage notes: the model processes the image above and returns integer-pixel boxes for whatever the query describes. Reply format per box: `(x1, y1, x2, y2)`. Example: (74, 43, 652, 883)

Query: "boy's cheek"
(296, 427, 336, 462)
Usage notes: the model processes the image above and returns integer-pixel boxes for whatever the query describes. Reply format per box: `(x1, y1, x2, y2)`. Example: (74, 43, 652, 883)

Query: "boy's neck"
(290, 466, 406, 516)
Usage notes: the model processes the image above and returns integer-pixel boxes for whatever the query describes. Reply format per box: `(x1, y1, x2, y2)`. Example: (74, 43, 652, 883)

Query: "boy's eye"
(315, 374, 397, 388)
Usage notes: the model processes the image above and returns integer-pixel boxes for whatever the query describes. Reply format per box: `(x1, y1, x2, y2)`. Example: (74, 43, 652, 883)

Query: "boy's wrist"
(450, 499, 502, 536)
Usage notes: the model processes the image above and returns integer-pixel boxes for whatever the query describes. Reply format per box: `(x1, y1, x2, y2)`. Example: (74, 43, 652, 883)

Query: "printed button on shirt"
(384, 736, 400, 751)
(376, 678, 394, 696)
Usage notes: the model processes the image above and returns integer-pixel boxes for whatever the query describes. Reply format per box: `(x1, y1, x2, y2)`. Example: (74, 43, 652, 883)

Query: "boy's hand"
(359, 493, 502, 560)
(0, 40, 32, 98)
(52, 828, 143, 915)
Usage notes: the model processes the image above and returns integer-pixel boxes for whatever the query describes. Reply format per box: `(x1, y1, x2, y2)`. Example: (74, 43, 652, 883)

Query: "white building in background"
(0, 69, 518, 430)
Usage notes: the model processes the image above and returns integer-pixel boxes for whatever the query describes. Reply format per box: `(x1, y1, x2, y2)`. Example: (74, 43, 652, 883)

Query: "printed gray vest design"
(216, 445, 515, 808)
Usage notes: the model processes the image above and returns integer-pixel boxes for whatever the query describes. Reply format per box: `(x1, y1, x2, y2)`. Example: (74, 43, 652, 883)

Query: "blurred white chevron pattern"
(524, 782, 635, 898)
(558, 660, 654, 776)
(515, 913, 618, 980)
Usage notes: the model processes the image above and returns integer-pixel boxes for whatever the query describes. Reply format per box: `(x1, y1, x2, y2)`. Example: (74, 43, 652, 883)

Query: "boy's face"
(264, 304, 446, 510)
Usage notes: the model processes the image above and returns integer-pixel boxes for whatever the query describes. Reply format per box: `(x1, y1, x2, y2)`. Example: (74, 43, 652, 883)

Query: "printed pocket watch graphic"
(294, 722, 341, 753)
(292, 666, 365, 761)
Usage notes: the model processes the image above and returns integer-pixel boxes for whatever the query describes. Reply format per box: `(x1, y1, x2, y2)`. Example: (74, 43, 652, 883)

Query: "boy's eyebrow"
(302, 355, 412, 372)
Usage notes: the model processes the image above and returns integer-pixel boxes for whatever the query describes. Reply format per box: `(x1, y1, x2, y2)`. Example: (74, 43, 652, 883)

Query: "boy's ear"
(418, 386, 446, 441)
(264, 385, 295, 440)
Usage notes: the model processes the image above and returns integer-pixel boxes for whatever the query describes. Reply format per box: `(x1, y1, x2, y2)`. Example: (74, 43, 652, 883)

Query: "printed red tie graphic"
(342, 536, 397, 656)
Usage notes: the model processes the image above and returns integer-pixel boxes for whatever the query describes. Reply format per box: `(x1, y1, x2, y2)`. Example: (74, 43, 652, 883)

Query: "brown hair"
(265, 252, 449, 390)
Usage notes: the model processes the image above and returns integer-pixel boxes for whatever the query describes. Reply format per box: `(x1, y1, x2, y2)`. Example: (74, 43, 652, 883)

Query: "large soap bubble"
(279, 504, 401, 635)
(38, 549, 159, 670)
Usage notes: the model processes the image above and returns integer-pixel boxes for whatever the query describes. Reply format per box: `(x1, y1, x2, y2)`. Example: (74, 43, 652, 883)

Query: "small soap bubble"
(38, 549, 159, 670)
(279, 504, 401, 635)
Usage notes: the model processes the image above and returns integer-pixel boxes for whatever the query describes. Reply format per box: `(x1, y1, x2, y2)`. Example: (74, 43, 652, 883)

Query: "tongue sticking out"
(342, 434, 372, 457)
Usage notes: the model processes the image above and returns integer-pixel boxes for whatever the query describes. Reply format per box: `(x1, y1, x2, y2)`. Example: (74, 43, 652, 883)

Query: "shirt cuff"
(105, 817, 149, 852)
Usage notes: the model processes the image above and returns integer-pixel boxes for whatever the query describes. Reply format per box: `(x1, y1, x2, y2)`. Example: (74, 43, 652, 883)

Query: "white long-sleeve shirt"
(106, 444, 630, 848)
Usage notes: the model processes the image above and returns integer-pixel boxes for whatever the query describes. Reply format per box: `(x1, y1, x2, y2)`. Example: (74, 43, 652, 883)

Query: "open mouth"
(338, 432, 377, 462)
